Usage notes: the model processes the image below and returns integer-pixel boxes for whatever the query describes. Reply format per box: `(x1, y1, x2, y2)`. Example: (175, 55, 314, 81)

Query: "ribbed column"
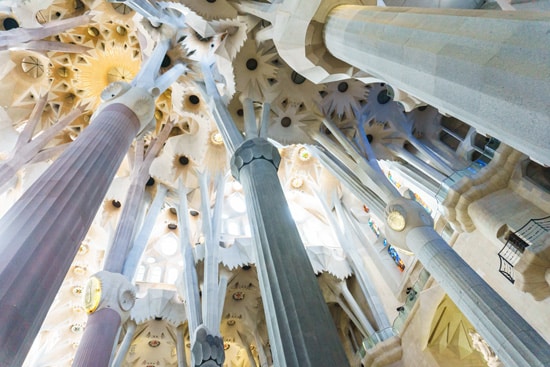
(74, 119, 170, 367)
(324, 6, 550, 165)
(72, 309, 122, 367)
(0, 104, 139, 366)
(231, 138, 349, 367)
(176, 324, 189, 367)
(73, 271, 136, 367)
(385, 197, 550, 367)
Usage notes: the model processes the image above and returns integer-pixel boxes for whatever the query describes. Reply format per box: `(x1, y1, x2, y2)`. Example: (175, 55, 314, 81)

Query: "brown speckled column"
(0, 104, 140, 366)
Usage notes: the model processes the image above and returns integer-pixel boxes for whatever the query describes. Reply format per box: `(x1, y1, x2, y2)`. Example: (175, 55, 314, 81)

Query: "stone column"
(231, 138, 349, 367)
(191, 325, 225, 367)
(72, 271, 136, 367)
(112, 320, 137, 367)
(384, 197, 550, 367)
(122, 184, 168, 279)
(104, 119, 173, 274)
(176, 324, 189, 367)
(324, 6, 550, 166)
(74, 121, 172, 367)
(317, 190, 393, 341)
(0, 101, 142, 366)
(73, 309, 121, 366)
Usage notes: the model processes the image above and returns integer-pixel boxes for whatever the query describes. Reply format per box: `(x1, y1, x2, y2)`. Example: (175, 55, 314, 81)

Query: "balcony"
(498, 216, 550, 283)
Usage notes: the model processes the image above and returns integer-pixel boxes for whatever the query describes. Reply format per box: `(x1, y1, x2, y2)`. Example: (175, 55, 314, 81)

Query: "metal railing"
(435, 159, 487, 203)
(355, 268, 431, 359)
(391, 269, 431, 334)
(498, 216, 550, 283)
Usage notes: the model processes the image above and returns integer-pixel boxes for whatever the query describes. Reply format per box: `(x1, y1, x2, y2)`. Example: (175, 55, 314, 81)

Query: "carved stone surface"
(384, 197, 434, 253)
(469, 330, 504, 367)
(95, 81, 156, 135)
(191, 325, 225, 367)
(230, 138, 281, 180)
(87, 271, 136, 320)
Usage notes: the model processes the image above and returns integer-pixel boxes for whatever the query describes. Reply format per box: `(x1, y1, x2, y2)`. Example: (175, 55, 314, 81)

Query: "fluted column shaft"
(73, 309, 121, 367)
(0, 104, 139, 366)
(176, 324, 189, 367)
(231, 138, 349, 367)
(324, 6, 550, 165)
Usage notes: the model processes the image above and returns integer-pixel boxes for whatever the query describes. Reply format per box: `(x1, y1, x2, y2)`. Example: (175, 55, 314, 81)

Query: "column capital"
(384, 197, 434, 253)
(230, 138, 281, 180)
(84, 271, 136, 322)
(94, 81, 156, 136)
(191, 325, 225, 367)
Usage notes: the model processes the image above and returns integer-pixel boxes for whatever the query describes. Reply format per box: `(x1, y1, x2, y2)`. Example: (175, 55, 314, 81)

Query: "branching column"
(0, 103, 141, 366)
(324, 6, 550, 165)
(231, 138, 349, 367)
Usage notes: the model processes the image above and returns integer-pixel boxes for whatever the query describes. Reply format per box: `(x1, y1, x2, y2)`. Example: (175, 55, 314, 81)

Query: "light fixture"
(210, 132, 224, 145)
(291, 176, 304, 189)
(78, 244, 89, 255)
(298, 147, 311, 161)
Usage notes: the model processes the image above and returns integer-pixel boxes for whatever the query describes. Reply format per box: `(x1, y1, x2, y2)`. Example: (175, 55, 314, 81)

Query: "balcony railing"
(391, 269, 431, 333)
(498, 216, 550, 283)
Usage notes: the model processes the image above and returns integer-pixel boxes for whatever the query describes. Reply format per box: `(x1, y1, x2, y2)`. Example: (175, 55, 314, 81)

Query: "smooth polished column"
(231, 138, 349, 367)
(324, 6, 550, 165)
(0, 103, 140, 366)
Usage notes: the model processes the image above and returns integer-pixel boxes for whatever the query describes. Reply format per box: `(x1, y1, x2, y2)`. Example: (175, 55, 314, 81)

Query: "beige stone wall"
(468, 188, 548, 243)
(452, 229, 550, 343)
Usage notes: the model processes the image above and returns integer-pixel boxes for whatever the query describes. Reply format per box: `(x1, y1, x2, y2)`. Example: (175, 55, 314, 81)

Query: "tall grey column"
(0, 103, 141, 366)
(231, 138, 349, 367)
(324, 6, 550, 166)
(385, 197, 550, 367)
